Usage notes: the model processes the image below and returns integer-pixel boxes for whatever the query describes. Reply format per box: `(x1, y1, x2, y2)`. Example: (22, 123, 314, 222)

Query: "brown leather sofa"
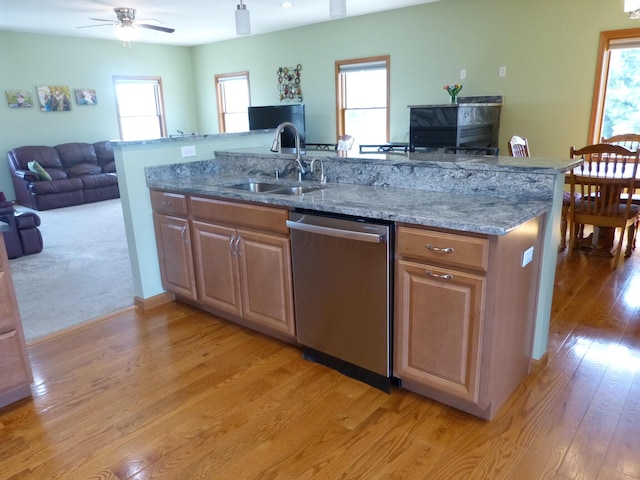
(7, 141, 119, 211)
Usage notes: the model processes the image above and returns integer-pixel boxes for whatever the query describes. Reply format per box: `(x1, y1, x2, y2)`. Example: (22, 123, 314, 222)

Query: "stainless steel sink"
(225, 182, 323, 195)
(225, 182, 286, 193)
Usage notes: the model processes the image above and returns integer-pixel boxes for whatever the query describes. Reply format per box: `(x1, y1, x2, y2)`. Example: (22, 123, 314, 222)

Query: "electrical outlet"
(499, 66, 507, 77)
(181, 145, 196, 157)
(460, 69, 467, 80)
(521, 246, 534, 267)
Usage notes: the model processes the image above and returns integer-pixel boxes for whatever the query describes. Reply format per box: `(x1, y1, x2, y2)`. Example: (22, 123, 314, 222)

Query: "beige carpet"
(9, 199, 135, 342)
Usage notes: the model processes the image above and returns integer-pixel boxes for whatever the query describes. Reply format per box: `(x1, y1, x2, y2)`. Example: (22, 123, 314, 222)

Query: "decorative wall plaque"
(277, 64, 302, 102)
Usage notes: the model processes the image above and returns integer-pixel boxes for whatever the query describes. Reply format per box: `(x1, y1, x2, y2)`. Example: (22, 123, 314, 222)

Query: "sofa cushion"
(27, 160, 52, 181)
(55, 142, 101, 177)
(79, 173, 118, 189)
(93, 141, 116, 174)
(10, 145, 67, 180)
(29, 177, 83, 195)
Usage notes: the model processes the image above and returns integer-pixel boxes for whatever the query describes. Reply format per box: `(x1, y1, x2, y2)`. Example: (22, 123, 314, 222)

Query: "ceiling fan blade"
(77, 23, 116, 29)
(88, 17, 117, 22)
(138, 24, 175, 33)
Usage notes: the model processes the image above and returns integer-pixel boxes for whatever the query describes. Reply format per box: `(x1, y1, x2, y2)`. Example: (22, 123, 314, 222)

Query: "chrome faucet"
(270, 121, 306, 180)
(310, 159, 326, 184)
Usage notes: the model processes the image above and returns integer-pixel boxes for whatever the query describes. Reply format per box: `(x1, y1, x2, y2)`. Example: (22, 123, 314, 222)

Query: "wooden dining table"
(564, 165, 640, 257)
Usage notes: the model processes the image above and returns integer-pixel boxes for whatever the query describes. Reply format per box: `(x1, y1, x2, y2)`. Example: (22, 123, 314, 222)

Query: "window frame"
(589, 28, 640, 143)
(112, 75, 167, 141)
(215, 71, 251, 133)
(335, 55, 390, 142)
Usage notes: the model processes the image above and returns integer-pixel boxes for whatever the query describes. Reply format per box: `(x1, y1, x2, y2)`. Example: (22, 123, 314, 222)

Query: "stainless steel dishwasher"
(286, 210, 393, 392)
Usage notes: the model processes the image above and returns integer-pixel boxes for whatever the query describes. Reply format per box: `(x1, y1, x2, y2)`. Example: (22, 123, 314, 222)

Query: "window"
(113, 76, 167, 141)
(216, 72, 251, 133)
(335, 56, 390, 149)
(589, 29, 640, 141)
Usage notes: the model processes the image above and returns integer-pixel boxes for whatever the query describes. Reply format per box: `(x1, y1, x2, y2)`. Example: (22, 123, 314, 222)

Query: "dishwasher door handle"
(286, 220, 384, 243)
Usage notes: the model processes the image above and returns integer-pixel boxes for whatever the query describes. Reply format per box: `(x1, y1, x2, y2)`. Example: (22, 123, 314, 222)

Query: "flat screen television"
(248, 104, 305, 148)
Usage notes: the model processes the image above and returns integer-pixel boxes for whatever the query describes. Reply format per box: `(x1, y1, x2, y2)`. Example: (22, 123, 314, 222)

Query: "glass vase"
(450, 95, 457, 105)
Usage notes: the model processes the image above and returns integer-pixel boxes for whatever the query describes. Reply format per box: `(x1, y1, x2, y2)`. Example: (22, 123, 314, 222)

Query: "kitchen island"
(140, 145, 579, 419)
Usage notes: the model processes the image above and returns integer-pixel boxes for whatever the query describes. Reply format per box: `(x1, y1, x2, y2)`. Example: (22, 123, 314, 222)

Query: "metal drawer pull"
(229, 235, 236, 255)
(235, 235, 242, 256)
(181, 226, 187, 244)
(161, 200, 172, 205)
(425, 243, 454, 254)
(425, 270, 453, 280)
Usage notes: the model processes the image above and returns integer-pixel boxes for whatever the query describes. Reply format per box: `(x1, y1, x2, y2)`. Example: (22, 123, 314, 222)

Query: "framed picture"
(6, 90, 34, 108)
(36, 85, 72, 112)
(75, 88, 97, 105)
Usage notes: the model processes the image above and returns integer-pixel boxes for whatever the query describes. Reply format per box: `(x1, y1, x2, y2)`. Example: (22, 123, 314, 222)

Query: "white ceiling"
(0, 0, 441, 47)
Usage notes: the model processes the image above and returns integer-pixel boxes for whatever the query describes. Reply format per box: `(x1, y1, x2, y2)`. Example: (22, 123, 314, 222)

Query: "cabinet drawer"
(150, 190, 188, 217)
(190, 196, 290, 235)
(397, 226, 489, 272)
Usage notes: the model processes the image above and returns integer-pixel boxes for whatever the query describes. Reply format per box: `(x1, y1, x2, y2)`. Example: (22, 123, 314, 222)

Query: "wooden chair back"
(508, 135, 530, 157)
(569, 143, 637, 178)
(600, 133, 640, 152)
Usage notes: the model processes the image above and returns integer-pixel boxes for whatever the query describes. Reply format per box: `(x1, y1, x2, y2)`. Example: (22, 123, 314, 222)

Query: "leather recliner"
(0, 192, 43, 259)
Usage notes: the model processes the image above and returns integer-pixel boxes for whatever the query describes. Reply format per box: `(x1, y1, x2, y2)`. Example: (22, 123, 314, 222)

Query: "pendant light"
(330, 0, 346, 18)
(235, 0, 251, 35)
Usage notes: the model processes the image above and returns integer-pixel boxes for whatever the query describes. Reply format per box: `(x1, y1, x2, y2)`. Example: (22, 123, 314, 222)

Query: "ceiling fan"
(78, 7, 175, 34)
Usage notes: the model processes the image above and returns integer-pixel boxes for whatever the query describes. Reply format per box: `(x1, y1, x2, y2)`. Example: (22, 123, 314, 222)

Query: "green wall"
(0, 31, 197, 198)
(1, 0, 636, 200)
(193, 0, 632, 156)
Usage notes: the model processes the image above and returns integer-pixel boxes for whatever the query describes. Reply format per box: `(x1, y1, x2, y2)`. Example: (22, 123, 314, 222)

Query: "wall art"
(36, 85, 72, 112)
(277, 64, 302, 102)
(6, 90, 34, 108)
(75, 88, 97, 105)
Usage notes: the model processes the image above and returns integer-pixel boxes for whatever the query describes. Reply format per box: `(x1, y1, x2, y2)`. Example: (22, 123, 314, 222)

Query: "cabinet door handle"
(235, 235, 242, 257)
(181, 226, 188, 244)
(229, 234, 236, 256)
(425, 243, 454, 254)
(425, 270, 453, 280)
(161, 200, 172, 205)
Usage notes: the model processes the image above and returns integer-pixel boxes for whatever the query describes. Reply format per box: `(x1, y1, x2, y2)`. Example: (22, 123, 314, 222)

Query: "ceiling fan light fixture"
(235, 1, 251, 35)
(115, 24, 139, 42)
(625, 0, 640, 18)
(330, 0, 346, 18)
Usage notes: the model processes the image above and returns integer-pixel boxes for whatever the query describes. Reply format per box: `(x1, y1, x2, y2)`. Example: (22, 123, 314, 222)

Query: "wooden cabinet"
(394, 217, 543, 420)
(151, 191, 197, 301)
(190, 196, 295, 340)
(0, 234, 33, 408)
(150, 189, 295, 342)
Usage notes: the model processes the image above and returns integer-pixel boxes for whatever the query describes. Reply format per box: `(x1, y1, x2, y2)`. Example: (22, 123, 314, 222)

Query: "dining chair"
(507, 135, 530, 157)
(567, 144, 640, 267)
(600, 133, 640, 152)
(568, 174, 639, 268)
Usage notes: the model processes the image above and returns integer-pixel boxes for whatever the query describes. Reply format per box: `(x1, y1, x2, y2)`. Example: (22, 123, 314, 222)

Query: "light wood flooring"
(1, 248, 640, 479)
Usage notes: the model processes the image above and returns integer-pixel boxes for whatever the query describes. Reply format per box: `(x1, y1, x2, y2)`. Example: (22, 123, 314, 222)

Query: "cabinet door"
(153, 213, 197, 300)
(236, 228, 295, 338)
(0, 270, 17, 334)
(0, 330, 32, 393)
(394, 259, 485, 403)
(191, 221, 242, 317)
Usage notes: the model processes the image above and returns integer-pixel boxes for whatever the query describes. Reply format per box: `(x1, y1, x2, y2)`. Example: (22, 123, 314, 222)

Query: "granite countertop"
(145, 146, 578, 236)
(146, 174, 550, 236)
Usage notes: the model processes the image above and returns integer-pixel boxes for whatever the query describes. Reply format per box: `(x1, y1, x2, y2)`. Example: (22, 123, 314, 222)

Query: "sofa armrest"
(13, 169, 39, 183)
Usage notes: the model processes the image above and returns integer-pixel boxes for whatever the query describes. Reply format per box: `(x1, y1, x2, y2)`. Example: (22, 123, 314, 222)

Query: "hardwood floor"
(2, 248, 640, 479)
